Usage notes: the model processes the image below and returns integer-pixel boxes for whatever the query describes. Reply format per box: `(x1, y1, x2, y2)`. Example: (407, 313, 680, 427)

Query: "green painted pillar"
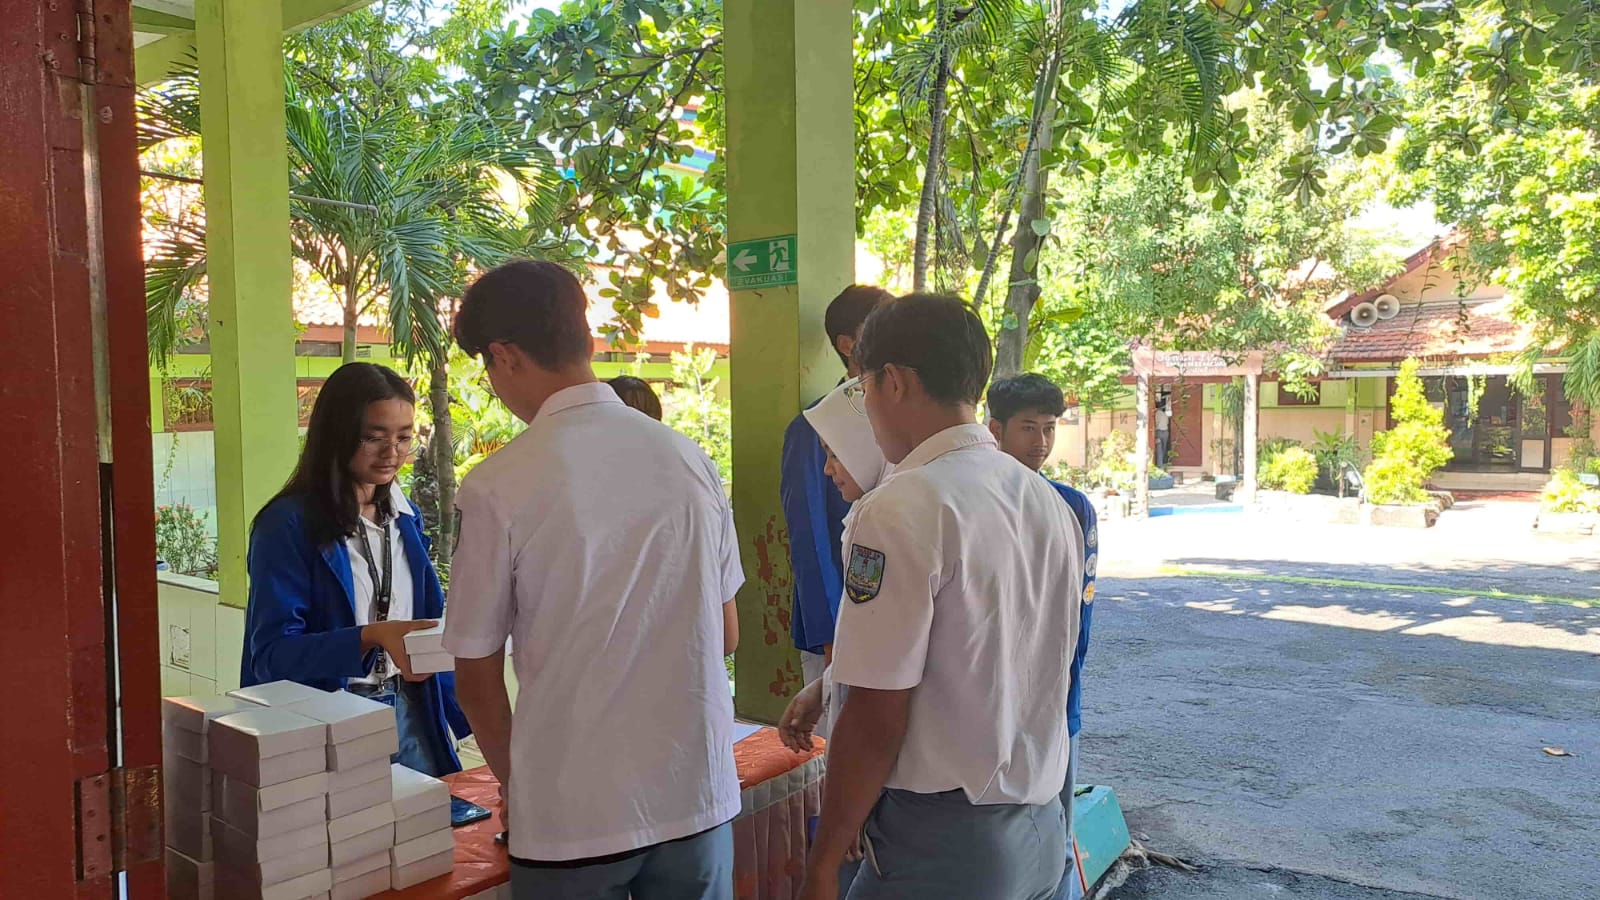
(196, 0, 300, 608)
(725, 0, 856, 722)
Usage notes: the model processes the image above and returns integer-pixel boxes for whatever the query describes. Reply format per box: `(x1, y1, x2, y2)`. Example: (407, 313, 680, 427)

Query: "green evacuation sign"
(726, 235, 798, 290)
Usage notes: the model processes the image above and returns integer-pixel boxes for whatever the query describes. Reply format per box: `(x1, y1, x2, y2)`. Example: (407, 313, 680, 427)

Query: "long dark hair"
(257, 362, 415, 548)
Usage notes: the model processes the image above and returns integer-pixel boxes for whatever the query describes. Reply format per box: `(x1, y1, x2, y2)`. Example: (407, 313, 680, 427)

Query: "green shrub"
(1258, 437, 1301, 466)
(1260, 446, 1318, 494)
(1542, 469, 1600, 514)
(1089, 430, 1136, 491)
(1362, 359, 1453, 504)
(1363, 457, 1429, 505)
(155, 502, 217, 578)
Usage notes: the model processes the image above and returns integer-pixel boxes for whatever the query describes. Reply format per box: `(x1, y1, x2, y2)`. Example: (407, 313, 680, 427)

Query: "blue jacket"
(241, 494, 472, 772)
(1047, 478, 1098, 736)
(780, 407, 852, 655)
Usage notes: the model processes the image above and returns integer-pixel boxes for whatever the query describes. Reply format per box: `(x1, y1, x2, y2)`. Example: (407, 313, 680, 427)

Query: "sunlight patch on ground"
(1259, 604, 1417, 632)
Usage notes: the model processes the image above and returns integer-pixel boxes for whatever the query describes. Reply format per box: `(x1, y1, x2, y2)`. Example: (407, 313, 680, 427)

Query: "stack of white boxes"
(389, 764, 455, 889)
(163, 694, 257, 899)
(207, 702, 333, 900)
(165, 681, 454, 900)
(283, 690, 400, 900)
(403, 618, 454, 674)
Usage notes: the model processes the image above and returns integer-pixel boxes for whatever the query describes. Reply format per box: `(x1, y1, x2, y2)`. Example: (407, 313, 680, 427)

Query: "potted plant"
(1535, 469, 1599, 535)
(1148, 466, 1174, 490)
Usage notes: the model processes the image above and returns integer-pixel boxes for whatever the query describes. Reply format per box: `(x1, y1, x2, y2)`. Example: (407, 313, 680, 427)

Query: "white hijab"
(803, 380, 892, 492)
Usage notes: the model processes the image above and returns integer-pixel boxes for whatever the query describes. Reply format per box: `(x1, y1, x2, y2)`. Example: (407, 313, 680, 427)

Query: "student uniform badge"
(845, 544, 886, 604)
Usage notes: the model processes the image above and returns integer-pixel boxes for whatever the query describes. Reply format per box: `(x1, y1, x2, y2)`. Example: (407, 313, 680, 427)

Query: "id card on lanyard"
(356, 513, 395, 680)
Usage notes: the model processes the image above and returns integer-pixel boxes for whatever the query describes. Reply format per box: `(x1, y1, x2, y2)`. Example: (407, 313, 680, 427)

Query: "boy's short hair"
(987, 374, 1066, 423)
(824, 285, 893, 365)
(856, 293, 993, 407)
(456, 260, 593, 370)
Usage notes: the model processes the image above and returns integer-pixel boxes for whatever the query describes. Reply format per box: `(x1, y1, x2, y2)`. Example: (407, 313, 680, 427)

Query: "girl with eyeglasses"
(240, 362, 470, 776)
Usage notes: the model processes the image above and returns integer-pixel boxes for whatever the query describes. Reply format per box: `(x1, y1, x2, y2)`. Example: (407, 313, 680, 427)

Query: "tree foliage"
(474, 0, 724, 345)
(1037, 97, 1400, 384)
(1394, 12, 1600, 404)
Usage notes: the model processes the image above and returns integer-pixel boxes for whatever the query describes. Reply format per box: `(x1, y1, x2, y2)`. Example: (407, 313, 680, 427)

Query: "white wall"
(153, 431, 219, 538)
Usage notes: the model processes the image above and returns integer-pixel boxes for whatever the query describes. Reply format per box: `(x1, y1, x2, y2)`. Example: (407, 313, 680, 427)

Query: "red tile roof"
(1331, 297, 1537, 362)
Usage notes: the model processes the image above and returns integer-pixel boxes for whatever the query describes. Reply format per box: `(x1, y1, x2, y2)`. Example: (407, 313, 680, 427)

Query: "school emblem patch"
(1086, 525, 1098, 551)
(1085, 552, 1098, 580)
(1084, 583, 1096, 605)
(845, 544, 886, 604)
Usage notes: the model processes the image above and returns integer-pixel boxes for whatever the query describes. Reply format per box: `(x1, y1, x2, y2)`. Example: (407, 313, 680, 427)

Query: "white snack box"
(407, 650, 455, 674)
(209, 708, 328, 765)
(166, 754, 212, 812)
(166, 808, 213, 862)
(329, 866, 390, 900)
(329, 802, 394, 844)
(393, 804, 451, 845)
(328, 775, 392, 820)
(212, 745, 327, 791)
(330, 824, 393, 868)
(391, 828, 453, 868)
(165, 722, 210, 764)
(216, 793, 327, 840)
(401, 618, 445, 655)
(390, 764, 449, 821)
(326, 758, 391, 795)
(217, 841, 327, 887)
(164, 695, 258, 735)
(211, 815, 329, 865)
(216, 865, 332, 900)
(220, 770, 329, 818)
(166, 845, 215, 900)
(228, 680, 332, 709)
(332, 848, 390, 883)
(282, 690, 394, 745)
(326, 729, 399, 771)
(390, 848, 453, 890)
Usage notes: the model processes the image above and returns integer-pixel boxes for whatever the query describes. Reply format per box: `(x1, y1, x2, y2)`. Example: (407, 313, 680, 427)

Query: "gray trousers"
(1052, 733, 1084, 900)
(845, 789, 1066, 900)
(509, 822, 732, 900)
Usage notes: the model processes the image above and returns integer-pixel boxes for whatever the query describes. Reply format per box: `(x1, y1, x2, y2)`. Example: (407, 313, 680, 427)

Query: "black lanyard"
(356, 511, 394, 679)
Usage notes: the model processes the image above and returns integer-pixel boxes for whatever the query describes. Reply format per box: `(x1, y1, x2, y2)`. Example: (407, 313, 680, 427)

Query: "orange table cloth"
(378, 728, 826, 900)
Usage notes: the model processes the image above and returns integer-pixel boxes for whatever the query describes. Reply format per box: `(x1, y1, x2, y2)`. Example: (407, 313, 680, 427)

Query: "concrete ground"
(1091, 500, 1600, 899)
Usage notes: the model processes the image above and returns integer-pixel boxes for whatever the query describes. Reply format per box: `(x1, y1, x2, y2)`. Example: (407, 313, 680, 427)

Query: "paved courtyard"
(1090, 498, 1600, 899)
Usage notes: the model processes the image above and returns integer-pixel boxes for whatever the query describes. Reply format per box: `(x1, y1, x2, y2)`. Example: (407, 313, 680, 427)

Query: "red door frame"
(0, 2, 163, 896)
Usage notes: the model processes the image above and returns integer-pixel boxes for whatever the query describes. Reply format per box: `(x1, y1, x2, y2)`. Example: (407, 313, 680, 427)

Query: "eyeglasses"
(845, 366, 917, 415)
(360, 436, 415, 456)
(842, 375, 868, 415)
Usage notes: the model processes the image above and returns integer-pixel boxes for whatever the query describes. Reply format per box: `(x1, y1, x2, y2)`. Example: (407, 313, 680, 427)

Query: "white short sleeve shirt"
(443, 383, 743, 861)
(831, 424, 1083, 806)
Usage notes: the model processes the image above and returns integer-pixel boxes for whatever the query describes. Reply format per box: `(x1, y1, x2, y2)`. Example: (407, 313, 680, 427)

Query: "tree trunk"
(429, 351, 457, 569)
(1135, 368, 1151, 517)
(1240, 372, 1260, 504)
(342, 278, 359, 365)
(911, 0, 951, 293)
(991, 87, 1057, 380)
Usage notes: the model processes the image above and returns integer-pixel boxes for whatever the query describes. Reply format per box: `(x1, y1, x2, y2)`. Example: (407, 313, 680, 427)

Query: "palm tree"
(139, 69, 561, 563)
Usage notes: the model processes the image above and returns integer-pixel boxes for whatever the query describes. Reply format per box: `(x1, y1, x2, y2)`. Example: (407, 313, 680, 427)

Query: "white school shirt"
(443, 382, 744, 861)
(345, 481, 416, 684)
(831, 424, 1083, 806)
